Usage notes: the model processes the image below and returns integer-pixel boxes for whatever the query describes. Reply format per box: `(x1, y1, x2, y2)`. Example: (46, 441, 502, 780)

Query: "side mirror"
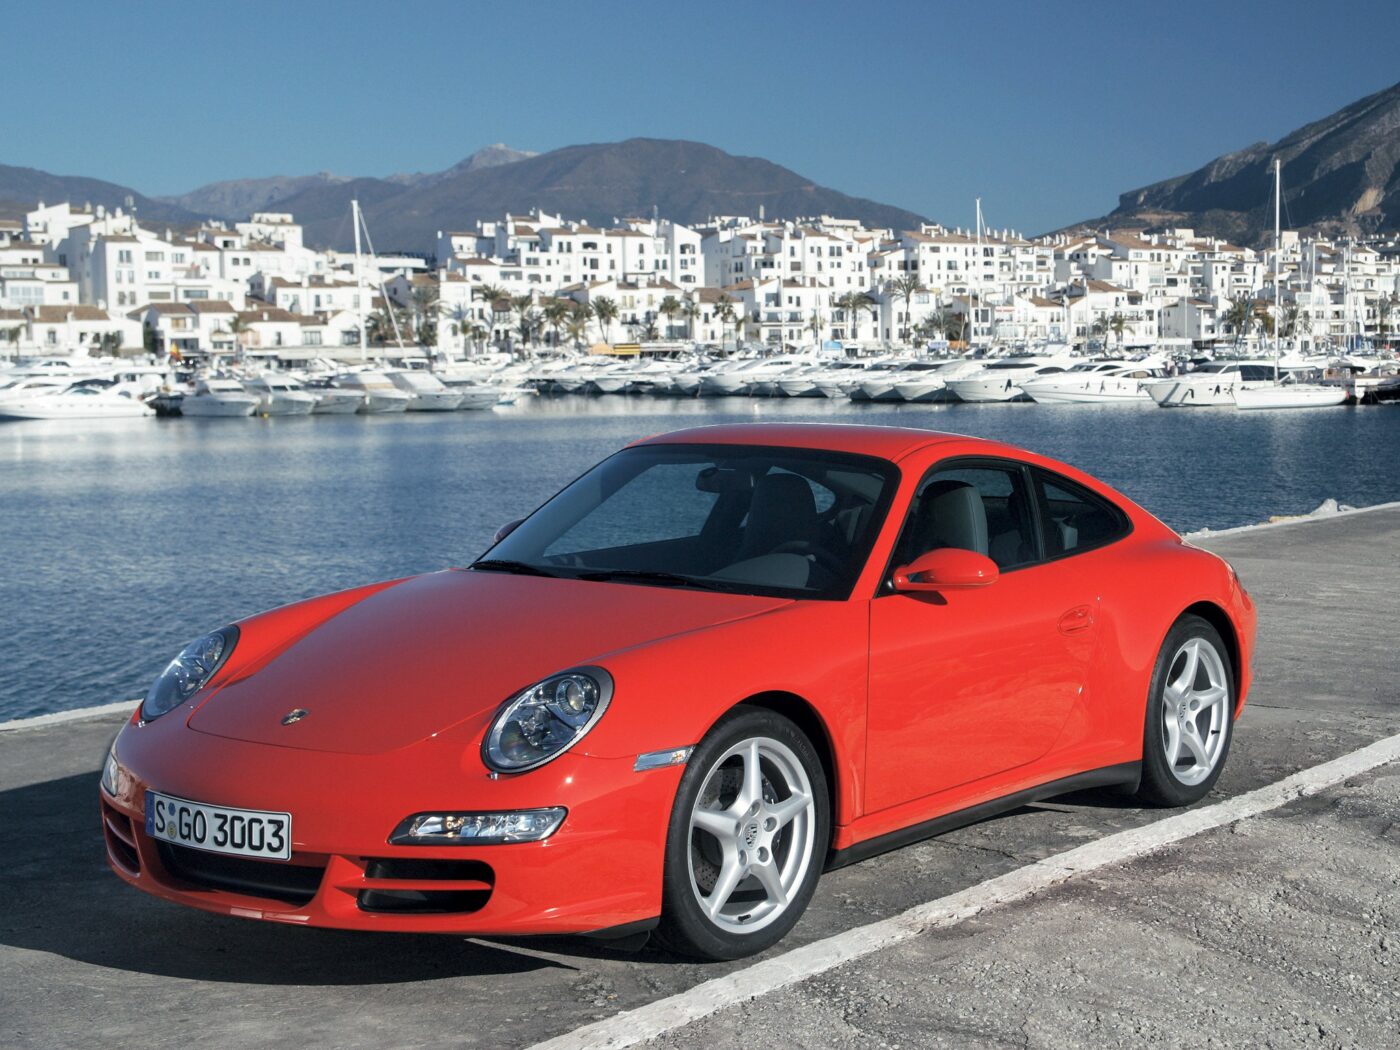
(493, 518, 525, 544)
(893, 548, 999, 592)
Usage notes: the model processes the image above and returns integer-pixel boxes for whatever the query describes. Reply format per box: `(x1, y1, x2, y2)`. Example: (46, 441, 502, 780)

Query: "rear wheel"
(655, 707, 829, 960)
(1137, 615, 1235, 806)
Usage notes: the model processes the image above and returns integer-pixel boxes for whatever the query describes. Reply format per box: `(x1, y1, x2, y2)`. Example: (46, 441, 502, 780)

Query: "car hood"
(187, 569, 791, 755)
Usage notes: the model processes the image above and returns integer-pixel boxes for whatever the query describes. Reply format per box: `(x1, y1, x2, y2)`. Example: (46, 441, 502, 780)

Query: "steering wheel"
(770, 541, 846, 577)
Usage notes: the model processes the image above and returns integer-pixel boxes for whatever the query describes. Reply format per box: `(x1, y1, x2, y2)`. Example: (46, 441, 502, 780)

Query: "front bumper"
(100, 720, 679, 935)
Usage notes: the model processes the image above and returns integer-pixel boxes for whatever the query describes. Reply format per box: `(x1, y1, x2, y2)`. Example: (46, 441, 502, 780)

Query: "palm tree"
(516, 307, 541, 352)
(367, 306, 407, 347)
(680, 299, 700, 340)
(474, 283, 508, 347)
(540, 299, 570, 348)
(565, 315, 589, 350)
(1222, 294, 1253, 348)
(1280, 303, 1301, 340)
(715, 294, 737, 348)
(1107, 311, 1128, 350)
(806, 309, 824, 348)
(892, 274, 923, 345)
(657, 295, 682, 339)
(591, 296, 619, 344)
(837, 292, 873, 342)
(1378, 293, 1398, 346)
(411, 283, 440, 332)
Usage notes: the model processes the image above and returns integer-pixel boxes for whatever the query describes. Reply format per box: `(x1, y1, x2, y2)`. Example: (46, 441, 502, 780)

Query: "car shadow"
(1, 772, 572, 985)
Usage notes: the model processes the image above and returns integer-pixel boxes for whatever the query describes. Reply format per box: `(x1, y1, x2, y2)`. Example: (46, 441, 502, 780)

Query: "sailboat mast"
(973, 197, 982, 348)
(352, 198, 367, 363)
(1273, 158, 1281, 379)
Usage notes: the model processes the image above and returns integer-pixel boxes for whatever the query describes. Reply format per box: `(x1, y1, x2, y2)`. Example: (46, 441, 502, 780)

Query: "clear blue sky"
(6, 1, 1398, 233)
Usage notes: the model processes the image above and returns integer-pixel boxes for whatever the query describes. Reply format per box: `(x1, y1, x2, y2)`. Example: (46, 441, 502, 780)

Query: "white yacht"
(945, 357, 1076, 403)
(387, 370, 464, 411)
(1143, 361, 1278, 407)
(457, 385, 502, 410)
(244, 375, 318, 416)
(1021, 360, 1162, 404)
(1235, 377, 1348, 410)
(306, 382, 366, 414)
(181, 378, 259, 417)
(0, 383, 152, 420)
(888, 359, 987, 402)
(334, 371, 413, 414)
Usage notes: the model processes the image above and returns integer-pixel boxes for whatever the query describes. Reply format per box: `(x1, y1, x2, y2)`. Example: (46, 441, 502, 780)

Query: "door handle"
(1058, 605, 1095, 634)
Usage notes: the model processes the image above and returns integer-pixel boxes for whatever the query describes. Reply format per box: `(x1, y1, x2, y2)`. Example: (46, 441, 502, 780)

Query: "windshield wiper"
(469, 559, 559, 578)
(574, 568, 722, 590)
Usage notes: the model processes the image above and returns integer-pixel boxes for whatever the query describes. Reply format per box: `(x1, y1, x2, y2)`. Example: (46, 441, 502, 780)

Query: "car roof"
(633, 423, 975, 462)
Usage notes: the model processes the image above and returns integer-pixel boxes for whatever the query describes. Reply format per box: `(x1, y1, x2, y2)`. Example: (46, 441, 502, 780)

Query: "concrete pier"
(3, 506, 1398, 1049)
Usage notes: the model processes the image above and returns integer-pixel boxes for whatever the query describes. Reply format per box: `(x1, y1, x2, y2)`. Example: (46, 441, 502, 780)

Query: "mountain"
(161, 173, 353, 220)
(1066, 80, 1400, 244)
(385, 144, 538, 187)
(282, 138, 928, 251)
(2, 139, 927, 254)
(0, 163, 198, 226)
(164, 145, 539, 218)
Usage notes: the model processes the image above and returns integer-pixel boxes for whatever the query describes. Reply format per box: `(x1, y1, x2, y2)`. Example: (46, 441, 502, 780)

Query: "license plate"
(146, 791, 291, 861)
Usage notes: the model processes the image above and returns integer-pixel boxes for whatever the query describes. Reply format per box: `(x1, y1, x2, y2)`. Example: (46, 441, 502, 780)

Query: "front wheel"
(1137, 615, 1235, 807)
(655, 707, 829, 960)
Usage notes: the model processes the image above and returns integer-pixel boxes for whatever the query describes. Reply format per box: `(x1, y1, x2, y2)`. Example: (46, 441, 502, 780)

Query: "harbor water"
(2, 397, 1397, 721)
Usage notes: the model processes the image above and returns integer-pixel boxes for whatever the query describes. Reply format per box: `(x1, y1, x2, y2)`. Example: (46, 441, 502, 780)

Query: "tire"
(654, 706, 830, 960)
(1136, 614, 1235, 807)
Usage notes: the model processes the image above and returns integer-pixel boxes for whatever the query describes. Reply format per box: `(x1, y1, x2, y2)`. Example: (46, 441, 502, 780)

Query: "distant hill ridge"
(0, 139, 926, 253)
(1064, 79, 1400, 244)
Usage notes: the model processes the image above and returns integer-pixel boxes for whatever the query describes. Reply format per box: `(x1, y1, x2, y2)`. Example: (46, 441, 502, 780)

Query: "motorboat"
(1235, 378, 1348, 410)
(0, 383, 152, 420)
(888, 359, 987, 402)
(1021, 360, 1163, 404)
(334, 371, 413, 413)
(457, 386, 502, 410)
(302, 378, 364, 414)
(244, 374, 318, 416)
(945, 357, 1076, 403)
(1143, 361, 1278, 407)
(180, 378, 259, 417)
(387, 370, 464, 411)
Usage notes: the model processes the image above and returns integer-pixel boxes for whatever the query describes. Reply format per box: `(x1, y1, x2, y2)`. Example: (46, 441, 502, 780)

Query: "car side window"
(1034, 471, 1130, 557)
(893, 464, 1040, 572)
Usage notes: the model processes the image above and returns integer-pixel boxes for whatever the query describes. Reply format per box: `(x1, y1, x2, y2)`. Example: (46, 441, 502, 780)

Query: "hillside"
(1065, 79, 1400, 243)
(265, 138, 928, 251)
(0, 163, 198, 226)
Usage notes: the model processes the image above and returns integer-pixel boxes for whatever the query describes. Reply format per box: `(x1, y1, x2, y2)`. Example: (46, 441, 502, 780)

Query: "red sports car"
(100, 423, 1255, 959)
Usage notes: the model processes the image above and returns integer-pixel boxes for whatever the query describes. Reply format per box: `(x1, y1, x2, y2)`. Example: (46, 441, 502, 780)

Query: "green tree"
(1107, 311, 1128, 350)
(475, 283, 508, 347)
(837, 291, 874, 342)
(715, 294, 737, 348)
(1378, 293, 1397, 345)
(565, 314, 589, 350)
(1222, 294, 1254, 347)
(680, 299, 700, 340)
(542, 299, 571, 348)
(892, 274, 923, 344)
(658, 295, 681, 338)
(592, 296, 619, 344)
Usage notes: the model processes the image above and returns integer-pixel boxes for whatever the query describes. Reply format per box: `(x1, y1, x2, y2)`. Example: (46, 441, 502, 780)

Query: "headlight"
(482, 668, 613, 773)
(141, 626, 239, 721)
(100, 742, 120, 796)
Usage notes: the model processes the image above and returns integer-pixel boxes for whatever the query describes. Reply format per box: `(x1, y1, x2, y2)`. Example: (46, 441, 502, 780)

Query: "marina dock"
(3, 504, 1398, 1049)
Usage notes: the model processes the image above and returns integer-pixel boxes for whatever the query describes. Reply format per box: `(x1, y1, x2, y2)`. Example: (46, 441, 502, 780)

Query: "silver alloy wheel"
(1162, 636, 1230, 786)
(687, 736, 816, 935)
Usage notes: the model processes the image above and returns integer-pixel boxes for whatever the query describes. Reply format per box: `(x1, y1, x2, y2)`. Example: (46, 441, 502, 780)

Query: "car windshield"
(478, 443, 899, 599)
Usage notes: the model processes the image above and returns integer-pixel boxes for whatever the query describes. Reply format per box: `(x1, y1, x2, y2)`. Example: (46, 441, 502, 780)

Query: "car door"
(864, 461, 1098, 814)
